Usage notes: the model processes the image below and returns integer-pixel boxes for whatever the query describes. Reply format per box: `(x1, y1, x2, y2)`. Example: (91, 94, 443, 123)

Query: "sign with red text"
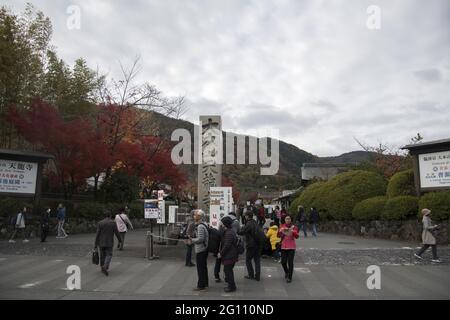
(0, 159, 38, 195)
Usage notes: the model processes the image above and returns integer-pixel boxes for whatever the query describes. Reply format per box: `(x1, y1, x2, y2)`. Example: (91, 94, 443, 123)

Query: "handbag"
(92, 249, 99, 265)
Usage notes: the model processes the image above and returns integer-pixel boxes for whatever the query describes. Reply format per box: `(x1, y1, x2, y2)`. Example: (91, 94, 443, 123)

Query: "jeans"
(57, 220, 67, 237)
(196, 251, 209, 289)
(417, 244, 438, 259)
(224, 263, 236, 290)
(245, 246, 261, 279)
(297, 222, 307, 237)
(119, 232, 126, 249)
(311, 223, 317, 237)
(281, 249, 295, 280)
(185, 244, 193, 265)
(214, 257, 222, 279)
(100, 247, 113, 270)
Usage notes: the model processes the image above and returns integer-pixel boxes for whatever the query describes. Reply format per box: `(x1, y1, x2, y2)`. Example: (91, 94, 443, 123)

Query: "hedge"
(352, 196, 387, 220)
(382, 196, 419, 220)
(387, 170, 416, 198)
(322, 170, 387, 220)
(295, 182, 331, 220)
(418, 190, 450, 221)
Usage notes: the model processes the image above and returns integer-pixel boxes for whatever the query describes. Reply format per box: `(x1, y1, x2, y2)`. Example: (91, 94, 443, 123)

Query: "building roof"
(0, 149, 54, 161)
(401, 138, 450, 151)
(302, 162, 350, 168)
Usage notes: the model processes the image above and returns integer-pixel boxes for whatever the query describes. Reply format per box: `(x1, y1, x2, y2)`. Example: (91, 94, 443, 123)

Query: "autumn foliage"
(7, 99, 185, 199)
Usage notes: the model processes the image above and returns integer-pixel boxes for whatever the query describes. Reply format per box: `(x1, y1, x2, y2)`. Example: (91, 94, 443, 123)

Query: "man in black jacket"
(238, 211, 261, 281)
(94, 210, 122, 276)
(218, 216, 238, 292)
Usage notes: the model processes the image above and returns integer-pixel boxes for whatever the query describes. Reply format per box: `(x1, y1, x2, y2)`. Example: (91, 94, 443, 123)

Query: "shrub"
(0, 197, 32, 218)
(296, 182, 331, 219)
(352, 196, 388, 220)
(387, 170, 416, 198)
(418, 190, 450, 221)
(382, 196, 419, 220)
(74, 202, 106, 219)
(100, 172, 140, 203)
(323, 170, 387, 220)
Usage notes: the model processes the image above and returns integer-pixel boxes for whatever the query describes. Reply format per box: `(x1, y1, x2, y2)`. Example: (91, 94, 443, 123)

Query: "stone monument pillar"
(197, 116, 222, 214)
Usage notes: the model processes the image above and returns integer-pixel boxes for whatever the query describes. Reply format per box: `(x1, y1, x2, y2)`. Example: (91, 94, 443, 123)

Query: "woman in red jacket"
(278, 215, 299, 283)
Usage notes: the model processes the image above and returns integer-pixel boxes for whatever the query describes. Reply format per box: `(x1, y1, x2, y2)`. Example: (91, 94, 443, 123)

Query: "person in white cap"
(414, 208, 441, 263)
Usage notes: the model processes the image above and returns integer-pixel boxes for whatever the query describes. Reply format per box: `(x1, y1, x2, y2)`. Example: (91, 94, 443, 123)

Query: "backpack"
(10, 214, 17, 226)
(236, 236, 245, 255)
(200, 223, 221, 254)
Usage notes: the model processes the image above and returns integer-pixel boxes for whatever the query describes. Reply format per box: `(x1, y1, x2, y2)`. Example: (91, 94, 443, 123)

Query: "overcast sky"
(4, 0, 450, 156)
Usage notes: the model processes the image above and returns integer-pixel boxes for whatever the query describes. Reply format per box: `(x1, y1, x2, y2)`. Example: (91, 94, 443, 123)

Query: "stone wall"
(317, 219, 450, 244)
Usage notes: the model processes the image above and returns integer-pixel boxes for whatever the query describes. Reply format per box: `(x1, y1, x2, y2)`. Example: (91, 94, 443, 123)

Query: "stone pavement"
(0, 230, 449, 299)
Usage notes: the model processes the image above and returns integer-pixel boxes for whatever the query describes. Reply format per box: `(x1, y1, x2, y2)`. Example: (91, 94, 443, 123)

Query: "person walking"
(238, 211, 261, 281)
(115, 207, 133, 250)
(257, 206, 266, 228)
(296, 206, 308, 237)
(40, 207, 51, 243)
(278, 215, 299, 283)
(414, 208, 441, 263)
(310, 207, 319, 237)
(266, 222, 281, 261)
(56, 203, 67, 238)
(9, 207, 29, 243)
(213, 222, 225, 283)
(188, 209, 209, 291)
(94, 209, 122, 276)
(218, 216, 239, 292)
(184, 213, 196, 267)
(280, 207, 288, 224)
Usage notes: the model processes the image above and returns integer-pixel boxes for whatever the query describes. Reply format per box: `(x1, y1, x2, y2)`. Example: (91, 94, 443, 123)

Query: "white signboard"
(0, 159, 38, 194)
(168, 206, 178, 224)
(209, 187, 233, 229)
(158, 190, 164, 201)
(157, 200, 165, 224)
(144, 200, 159, 219)
(419, 151, 450, 189)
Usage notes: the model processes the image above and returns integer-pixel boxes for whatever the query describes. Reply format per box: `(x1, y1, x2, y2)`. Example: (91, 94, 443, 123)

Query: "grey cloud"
(414, 69, 443, 82)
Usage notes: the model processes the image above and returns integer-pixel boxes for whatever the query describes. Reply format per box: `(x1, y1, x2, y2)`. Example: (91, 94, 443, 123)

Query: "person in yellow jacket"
(266, 222, 281, 261)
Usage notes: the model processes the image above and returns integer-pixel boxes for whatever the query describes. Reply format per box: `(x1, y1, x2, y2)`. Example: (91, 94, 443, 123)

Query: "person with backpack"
(310, 207, 319, 237)
(56, 203, 68, 239)
(296, 206, 308, 237)
(414, 208, 441, 263)
(278, 215, 299, 283)
(218, 216, 239, 292)
(188, 209, 209, 291)
(238, 211, 262, 281)
(183, 214, 196, 267)
(115, 207, 133, 250)
(40, 207, 51, 243)
(9, 206, 29, 243)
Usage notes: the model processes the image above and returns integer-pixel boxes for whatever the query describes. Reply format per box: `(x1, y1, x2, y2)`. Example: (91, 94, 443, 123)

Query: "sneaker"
(244, 275, 255, 280)
(286, 278, 292, 283)
(23, 239, 29, 243)
(224, 287, 236, 293)
(414, 253, 423, 260)
(215, 278, 222, 283)
(431, 259, 442, 263)
(101, 267, 109, 276)
(8, 239, 15, 243)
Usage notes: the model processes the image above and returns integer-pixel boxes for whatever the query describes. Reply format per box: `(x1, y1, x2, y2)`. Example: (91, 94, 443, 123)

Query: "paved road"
(0, 231, 449, 300)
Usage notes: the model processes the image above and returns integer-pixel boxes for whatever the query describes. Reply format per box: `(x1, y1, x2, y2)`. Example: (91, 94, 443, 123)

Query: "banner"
(168, 206, 178, 224)
(419, 151, 450, 189)
(144, 200, 159, 219)
(157, 200, 165, 224)
(209, 186, 233, 229)
(0, 159, 38, 194)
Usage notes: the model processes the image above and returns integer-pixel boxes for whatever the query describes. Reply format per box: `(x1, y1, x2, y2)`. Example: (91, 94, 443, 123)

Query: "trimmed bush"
(387, 170, 416, 198)
(323, 170, 387, 220)
(0, 197, 32, 218)
(352, 196, 388, 220)
(74, 202, 107, 219)
(419, 190, 450, 221)
(382, 196, 419, 220)
(296, 182, 331, 219)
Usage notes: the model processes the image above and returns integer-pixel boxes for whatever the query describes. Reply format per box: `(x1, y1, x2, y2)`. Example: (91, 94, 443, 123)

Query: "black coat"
(310, 209, 319, 223)
(220, 228, 238, 262)
(40, 212, 50, 230)
(95, 218, 121, 248)
(238, 218, 258, 248)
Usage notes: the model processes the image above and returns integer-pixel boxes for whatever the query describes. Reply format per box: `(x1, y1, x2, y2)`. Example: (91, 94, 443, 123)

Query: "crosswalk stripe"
(295, 266, 332, 298)
(388, 266, 450, 298)
(135, 264, 183, 294)
(0, 259, 64, 286)
(94, 262, 149, 292)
